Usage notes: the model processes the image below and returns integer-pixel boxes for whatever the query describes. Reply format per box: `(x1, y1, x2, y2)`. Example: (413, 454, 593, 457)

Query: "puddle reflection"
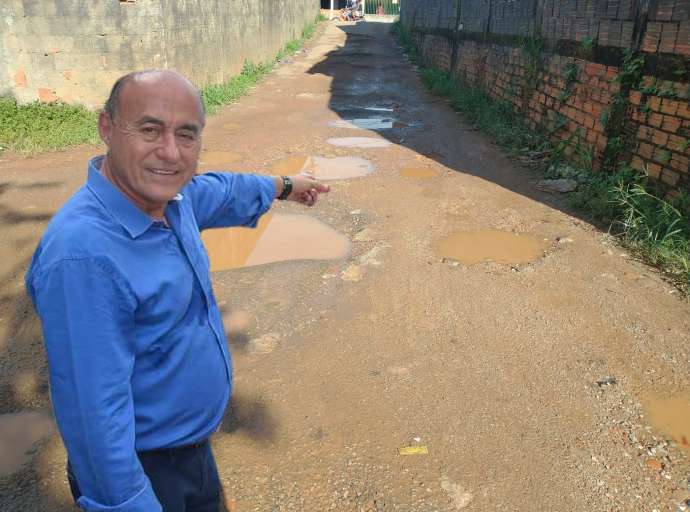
(270, 155, 374, 180)
(202, 214, 350, 271)
(433, 230, 549, 265)
(327, 137, 392, 148)
(330, 118, 395, 130)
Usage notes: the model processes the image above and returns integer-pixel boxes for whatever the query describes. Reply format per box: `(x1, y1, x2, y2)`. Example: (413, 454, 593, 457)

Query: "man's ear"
(98, 111, 112, 146)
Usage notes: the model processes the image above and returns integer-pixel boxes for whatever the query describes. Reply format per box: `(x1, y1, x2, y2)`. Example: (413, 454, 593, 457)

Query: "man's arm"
(185, 172, 329, 231)
(27, 256, 161, 512)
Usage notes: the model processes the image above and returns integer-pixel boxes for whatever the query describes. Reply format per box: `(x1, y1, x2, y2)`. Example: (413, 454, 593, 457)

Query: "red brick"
(647, 97, 662, 112)
(662, 115, 682, 133)
(649, 113, 664, 127)
(647, 162, 663, 178)
(670, 153, 690, 173)
(669, 134, 688, 152)
(586, 62, 606, 77)
(661, 170, 680, 186)
(586, 131, 598, 144)
(597, 135, 608, 150)
(585, 115, 595, 129)
(652, 129, 670, 145)
(638, 125, 651, 141)
(14, 69, 26, 88)
(677, 102, 690, 120)
(661, 99, 680, 115)
(629, 90, 643, 105)
(631, 156, 646, 171)
(38, 88, 56, 103)
(638, 142, 655, 159)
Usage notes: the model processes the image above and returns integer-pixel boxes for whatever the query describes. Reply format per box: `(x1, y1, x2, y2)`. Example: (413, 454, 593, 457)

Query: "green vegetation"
(2, 14, 326, 153)
(203, 14, 325, 115)
(0, 97, 99, 153)
(392, 21, 690, 291)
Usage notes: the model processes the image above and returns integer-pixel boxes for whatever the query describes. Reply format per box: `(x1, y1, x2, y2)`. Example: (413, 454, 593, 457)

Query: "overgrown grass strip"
(393, 22, 690, 291)
(1, 14, 326, 154)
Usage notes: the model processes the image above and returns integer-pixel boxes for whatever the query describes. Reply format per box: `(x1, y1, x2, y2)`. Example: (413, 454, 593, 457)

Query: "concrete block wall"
(401, 0, 690, 193)
(0, 0, 320, 109)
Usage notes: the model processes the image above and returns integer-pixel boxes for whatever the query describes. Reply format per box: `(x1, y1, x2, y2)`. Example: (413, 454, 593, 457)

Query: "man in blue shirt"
(25, 69, 330, 511)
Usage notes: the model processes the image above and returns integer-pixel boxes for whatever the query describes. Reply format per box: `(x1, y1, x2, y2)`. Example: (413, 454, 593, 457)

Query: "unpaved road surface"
(2, 19, 690, 512)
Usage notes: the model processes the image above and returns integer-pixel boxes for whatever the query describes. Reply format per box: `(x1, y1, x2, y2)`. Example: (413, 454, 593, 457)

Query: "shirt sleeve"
(27, 256, 162, 512)
(184, 172, 276, 231)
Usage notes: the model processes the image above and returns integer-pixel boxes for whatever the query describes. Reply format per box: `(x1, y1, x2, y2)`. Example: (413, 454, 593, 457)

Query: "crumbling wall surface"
(0, 0, 319, 109)
(401, 0, 690, 193)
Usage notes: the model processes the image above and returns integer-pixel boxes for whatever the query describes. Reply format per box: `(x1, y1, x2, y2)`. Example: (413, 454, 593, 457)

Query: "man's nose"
(156, 131, 181, 162)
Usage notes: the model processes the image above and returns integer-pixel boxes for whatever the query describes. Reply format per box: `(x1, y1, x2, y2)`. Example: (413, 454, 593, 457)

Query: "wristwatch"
(278, 175, 292, 200)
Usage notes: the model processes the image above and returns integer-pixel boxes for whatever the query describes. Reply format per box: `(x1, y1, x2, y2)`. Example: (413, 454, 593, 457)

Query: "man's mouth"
(150, 168, 177, 176)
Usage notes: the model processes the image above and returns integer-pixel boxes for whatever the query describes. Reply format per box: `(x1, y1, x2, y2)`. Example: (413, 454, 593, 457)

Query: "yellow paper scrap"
(398, 445, 429, 456)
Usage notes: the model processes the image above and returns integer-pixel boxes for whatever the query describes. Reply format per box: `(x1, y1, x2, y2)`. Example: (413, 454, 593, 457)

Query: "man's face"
(99, 73, 204, 217)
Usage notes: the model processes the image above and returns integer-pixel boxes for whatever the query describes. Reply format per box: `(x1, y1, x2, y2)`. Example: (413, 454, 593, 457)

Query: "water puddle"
(269, 155, 374, 180)
(433, 230, 549, 265)
(0, 412, 54, 477)
(400, 166, 439, 179)
(202, 214, 350, 271)
(327, 137, 392, 149)
(330, 118, 395, 130)
(199, 151, 240, 167)
(364, 107, 395, 113)
(642, 394, 690, 453)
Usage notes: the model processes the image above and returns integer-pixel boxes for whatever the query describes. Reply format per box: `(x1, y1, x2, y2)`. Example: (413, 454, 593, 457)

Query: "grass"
(1, 14, 327, 153)
(393, 21, 690, 292)
(0, 97, 99, 153)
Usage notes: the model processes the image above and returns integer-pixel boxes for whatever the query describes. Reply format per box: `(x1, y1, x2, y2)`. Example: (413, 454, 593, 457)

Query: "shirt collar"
(86, 155, 157, 239)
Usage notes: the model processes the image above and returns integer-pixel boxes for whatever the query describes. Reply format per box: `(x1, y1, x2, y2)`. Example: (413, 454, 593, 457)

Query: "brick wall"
(0, 0, 320, 109)
(401, 0, 690, 193)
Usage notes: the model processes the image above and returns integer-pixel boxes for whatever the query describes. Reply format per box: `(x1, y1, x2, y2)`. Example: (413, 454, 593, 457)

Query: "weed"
(2, 15, 325, 154)
(0, 96, 99, 153)
(394, 23, 690, 291)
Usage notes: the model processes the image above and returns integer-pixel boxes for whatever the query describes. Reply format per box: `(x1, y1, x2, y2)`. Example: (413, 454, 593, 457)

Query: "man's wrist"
(277, 176, 292, 200)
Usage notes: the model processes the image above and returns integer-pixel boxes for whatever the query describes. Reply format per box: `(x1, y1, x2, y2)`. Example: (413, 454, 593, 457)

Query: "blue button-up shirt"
(25, 156, 275, 511)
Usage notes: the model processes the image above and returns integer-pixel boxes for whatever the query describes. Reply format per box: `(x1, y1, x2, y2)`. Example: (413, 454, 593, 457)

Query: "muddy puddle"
(433, 230, 549, 265)
(327, 137, 392, 148)
(202, 214, 350, 271)
(642, 394, 690, 453)
(0, 411, 54, 477)
(330, 118, 395, 130)
(400, 166, 439, 179)
(270, 155, 374, 180)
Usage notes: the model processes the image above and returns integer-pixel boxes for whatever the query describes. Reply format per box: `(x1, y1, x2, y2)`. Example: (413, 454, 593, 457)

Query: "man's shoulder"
(34, 186, 120, 265)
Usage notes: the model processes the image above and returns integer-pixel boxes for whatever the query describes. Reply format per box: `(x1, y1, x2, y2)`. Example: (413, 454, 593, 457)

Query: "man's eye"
(142, 127, 157, 135)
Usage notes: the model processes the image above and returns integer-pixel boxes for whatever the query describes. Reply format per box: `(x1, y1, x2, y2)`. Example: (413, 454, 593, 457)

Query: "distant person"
(26, 69, 329, 511)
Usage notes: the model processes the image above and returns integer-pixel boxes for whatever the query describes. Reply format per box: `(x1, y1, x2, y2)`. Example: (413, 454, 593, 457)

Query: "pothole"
(269, 155, 374, 180)
(642, 393, 690, 454)
(327, 137, 392, 148)
(433, 230, 549, 265)
(329, 118, 395, 130)
(202, 214, 351, 271)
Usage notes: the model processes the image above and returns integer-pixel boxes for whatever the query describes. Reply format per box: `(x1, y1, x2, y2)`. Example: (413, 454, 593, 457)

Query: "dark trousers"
(68, 440, 221, 512)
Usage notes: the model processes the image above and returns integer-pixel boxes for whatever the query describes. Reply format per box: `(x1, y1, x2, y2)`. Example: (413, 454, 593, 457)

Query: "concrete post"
(330, 0, 334, 19)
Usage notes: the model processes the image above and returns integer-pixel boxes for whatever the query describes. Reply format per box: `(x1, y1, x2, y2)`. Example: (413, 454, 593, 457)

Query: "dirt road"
(2, 18, 690, 512)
